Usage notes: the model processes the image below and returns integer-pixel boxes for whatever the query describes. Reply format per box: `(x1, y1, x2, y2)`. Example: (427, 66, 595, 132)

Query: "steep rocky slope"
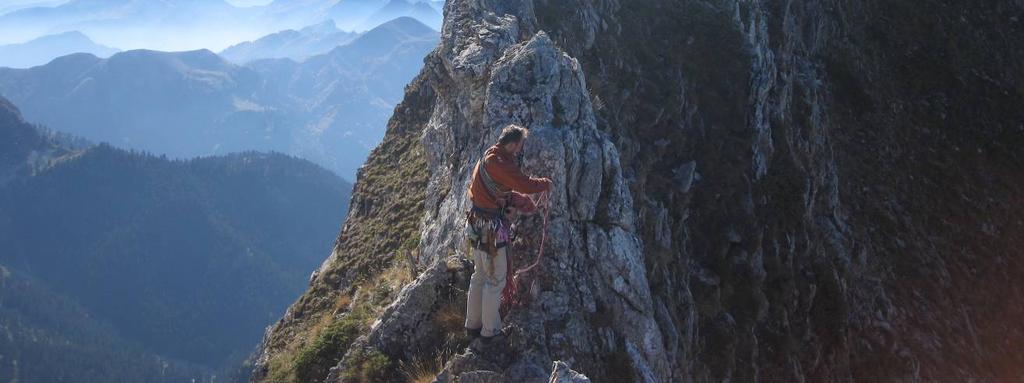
(250, 0, 1024, 382)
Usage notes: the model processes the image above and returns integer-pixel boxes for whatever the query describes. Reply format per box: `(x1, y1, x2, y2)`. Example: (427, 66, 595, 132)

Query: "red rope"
(514, 192, 550, 276)
(501, 191, 551, 313)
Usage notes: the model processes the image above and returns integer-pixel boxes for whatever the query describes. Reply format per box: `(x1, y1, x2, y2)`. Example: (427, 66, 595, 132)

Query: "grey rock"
(672, 161, 697, 193)
(548, 361, 591, 383)
(457, 370, 506, 383)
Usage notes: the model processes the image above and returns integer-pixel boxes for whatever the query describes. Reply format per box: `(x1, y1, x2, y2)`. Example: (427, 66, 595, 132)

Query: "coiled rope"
(501, 190, 551, 314)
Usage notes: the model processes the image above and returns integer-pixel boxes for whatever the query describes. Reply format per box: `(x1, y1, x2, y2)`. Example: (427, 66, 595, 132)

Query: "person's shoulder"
(482, 145, 503, 162)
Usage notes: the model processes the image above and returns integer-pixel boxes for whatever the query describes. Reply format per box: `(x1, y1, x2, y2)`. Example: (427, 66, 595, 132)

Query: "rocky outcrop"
(250, 0, 1024, 382)
(397, 1, 668, 378)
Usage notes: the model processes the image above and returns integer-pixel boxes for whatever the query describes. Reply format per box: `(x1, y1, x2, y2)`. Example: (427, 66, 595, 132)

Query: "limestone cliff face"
(250, 0, 1024, 382)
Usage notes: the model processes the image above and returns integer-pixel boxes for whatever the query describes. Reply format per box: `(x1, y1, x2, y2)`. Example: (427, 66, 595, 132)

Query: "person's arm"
(508, 192, 538, 215)
(486, 157, 550, 194)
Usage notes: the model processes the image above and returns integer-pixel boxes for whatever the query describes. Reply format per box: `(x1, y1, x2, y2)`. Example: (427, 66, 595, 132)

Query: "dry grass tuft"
(434, 299, 466, 335)
(399, 335, 462, 383)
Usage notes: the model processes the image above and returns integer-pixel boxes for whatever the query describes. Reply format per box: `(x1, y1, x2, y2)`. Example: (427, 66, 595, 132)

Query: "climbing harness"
(466, 207, 506, 285)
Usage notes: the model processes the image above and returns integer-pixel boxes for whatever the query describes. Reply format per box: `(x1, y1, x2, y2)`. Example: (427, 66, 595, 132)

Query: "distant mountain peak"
(307, 18, 337, 29)
(299, 18, 340, 35)
(220, 19, 359, 63)
(36, 30, 89, 40)
(382, 0, 412, 6)
(365, 16, 437, 39)
(357, 0, 441, 31)
(0, 30, 118, 68)
(411, 0, 437, 11)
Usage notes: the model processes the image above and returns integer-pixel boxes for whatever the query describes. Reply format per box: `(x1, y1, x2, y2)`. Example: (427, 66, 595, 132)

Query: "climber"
(464, 123, 552, 343)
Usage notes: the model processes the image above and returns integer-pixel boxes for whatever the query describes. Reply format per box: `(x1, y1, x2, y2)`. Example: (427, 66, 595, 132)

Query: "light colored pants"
(465, 245, 507, 337)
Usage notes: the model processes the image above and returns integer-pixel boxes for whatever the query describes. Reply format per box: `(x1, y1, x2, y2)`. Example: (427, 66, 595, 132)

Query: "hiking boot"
(480, 328, 509, 344)
(465, 327, 481, 338)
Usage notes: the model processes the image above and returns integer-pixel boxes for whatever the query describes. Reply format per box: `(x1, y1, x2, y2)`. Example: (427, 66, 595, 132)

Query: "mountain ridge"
(249, 0, 1024, 382)
(220, 19, 358, 63)
(0, 17, 439, 179)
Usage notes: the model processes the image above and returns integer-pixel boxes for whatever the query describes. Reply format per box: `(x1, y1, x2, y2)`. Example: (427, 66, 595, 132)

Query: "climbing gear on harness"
(466, 203, 510, 284)
(466, 205, 506, 249)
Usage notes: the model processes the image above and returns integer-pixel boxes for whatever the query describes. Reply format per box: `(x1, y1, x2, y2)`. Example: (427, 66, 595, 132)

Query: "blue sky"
(225, 0, 275, 6)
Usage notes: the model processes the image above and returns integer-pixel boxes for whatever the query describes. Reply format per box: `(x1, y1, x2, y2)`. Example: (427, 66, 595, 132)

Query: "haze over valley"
(0, 1, 444, 380)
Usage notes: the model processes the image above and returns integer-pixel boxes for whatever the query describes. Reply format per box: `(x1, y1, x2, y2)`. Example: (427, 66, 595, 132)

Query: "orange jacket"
(468, 144, 548, 211)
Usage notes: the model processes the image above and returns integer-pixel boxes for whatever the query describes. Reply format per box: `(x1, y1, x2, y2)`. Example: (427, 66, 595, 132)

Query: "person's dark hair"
(497, 124, 528, 145)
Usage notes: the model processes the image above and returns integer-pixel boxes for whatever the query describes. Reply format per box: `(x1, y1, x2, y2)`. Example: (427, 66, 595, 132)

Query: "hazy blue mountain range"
(328, 0, 387, 28)
(254, 0, 340, 32)
(247, 16, 439, 175)
(0, 49, 286, 159)
(0, 30, 119, 68)
(0, 0, 444, 55)
(0, 96, 351, 380)
(328, 0, 442, 31)
(0, 0, 257, 52)
(220, 19, 358, 63)
(0, 17, 439, 179)
(248, 0, 443, 33)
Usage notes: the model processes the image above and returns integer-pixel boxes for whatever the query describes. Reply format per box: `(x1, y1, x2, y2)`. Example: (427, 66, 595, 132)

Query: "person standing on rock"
(465, 124, 552, 342)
